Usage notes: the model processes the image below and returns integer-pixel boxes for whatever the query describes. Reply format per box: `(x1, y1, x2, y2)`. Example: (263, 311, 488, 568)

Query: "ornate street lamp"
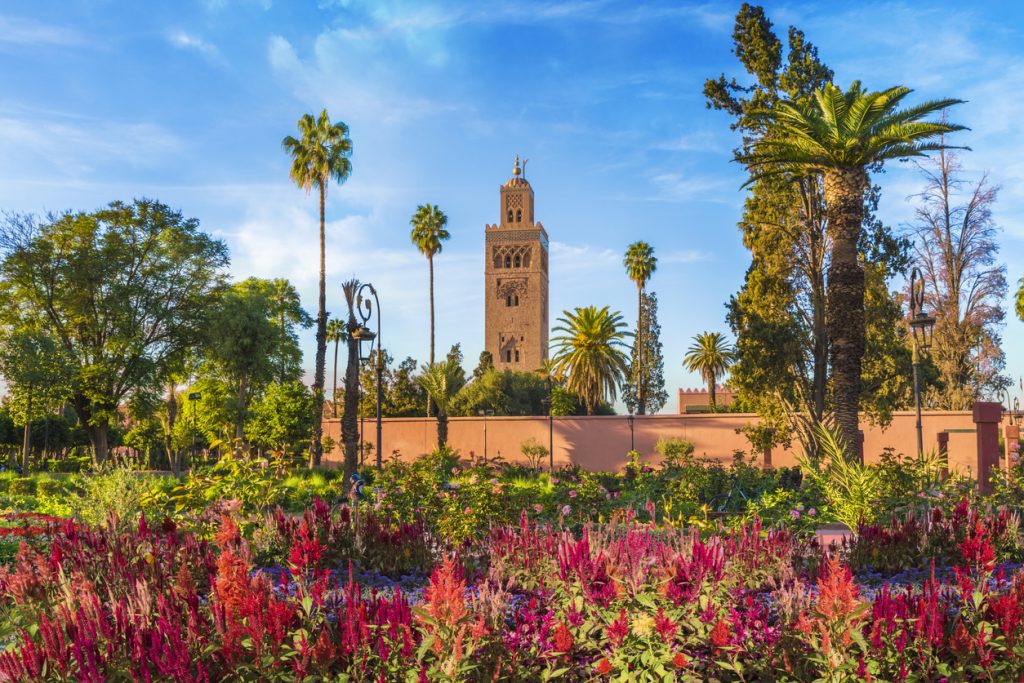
(909, 267, 936, 458)
(352, 283, 383, 469)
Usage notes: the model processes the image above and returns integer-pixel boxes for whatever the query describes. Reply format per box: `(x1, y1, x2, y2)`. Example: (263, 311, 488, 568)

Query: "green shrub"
(8, 478, 36, 496)
(69, 466, 151, 528)
(655, 437, 695, 465)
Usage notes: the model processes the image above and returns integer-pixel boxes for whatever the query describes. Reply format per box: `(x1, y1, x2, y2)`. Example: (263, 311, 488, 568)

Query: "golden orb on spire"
(513, 154, 521, 176)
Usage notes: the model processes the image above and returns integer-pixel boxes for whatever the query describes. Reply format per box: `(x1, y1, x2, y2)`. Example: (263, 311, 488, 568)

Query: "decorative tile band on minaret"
(484, 156, 549, 370)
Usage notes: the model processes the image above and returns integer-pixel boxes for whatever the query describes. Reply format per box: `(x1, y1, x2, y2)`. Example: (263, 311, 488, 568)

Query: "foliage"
(798, 424, 880, 531)
(911, 150, 1009, 407)
(551, 305, 630, 415)
(623, 241, 658, 415)
(519, 437, 549, 471)
(245, 379, 315, 454)
(623, 292, 668, 415)
(450, 368, 549, 416)
(0, 201, 228, 463)
(654, 436, 695, 466)
(419, 359, 466, 448)
(67, 464, 153, 529)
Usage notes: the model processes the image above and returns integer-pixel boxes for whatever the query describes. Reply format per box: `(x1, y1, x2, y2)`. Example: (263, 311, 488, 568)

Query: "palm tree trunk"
(332, 338, 340, 418)
(427, 254, 435, 418)
(437, 411, 448, 449)
(709, 377, 716, 413)
(310, 183, 328, 467)
(342, 333, 360, 482)
(823, 167, 868, 461)
(636, 284, 645, 415)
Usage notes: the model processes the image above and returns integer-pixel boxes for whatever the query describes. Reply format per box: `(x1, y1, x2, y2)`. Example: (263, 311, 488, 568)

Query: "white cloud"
(647, 172, 738, 203)
(0, 15, 83, 48)
(167, 31, 227, 68)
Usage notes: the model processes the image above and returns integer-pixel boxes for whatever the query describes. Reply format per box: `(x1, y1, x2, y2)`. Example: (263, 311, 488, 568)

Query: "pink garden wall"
(322, 410, 983, 473)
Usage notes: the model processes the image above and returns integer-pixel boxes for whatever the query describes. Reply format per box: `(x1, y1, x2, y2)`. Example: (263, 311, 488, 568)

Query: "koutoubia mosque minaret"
(484, 155, 550, 370)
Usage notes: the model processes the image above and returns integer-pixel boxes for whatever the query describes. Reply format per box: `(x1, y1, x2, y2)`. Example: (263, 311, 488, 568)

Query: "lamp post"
(188, 392, 202, 464)
(908, 267, 936, 459)
(478, 409, 493, 460)
(627, 412, 635, 452)
(352, 283, 383, 469)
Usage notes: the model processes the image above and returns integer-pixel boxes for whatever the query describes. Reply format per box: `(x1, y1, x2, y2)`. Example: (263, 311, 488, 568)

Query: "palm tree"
(743, 81, 964, 457)
(623, 241, 657, 415)
(282, 109, 353, 467)
(340, 280, 361, 480)
(418, 359, 465, 449)
(551, 306, 630, 415)
(410, 204, 450, 365)
(683, 332, 734, 412)
(326, 318, 346, 418)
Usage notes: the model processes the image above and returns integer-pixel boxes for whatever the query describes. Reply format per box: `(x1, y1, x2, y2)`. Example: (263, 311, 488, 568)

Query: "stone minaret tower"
(484, 155, 549, 370)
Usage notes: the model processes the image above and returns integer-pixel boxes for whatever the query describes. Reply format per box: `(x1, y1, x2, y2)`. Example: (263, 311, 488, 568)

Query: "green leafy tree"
(388, 356, 428, 417)
(246, 380, 314, 455)
(0, 201, 228, 463)
(0, 329, 71, 472)
(551, 306, 630, 415)
(326, 318, 347, 417)
(740, 81, 964, 456)
(450, 369, 549, 416)
(237, 278, 313, 384)
(683, 332, 735, 412)
(282, 109, 353, 466)
(472, 351, 494, 382)
(623, 241, 657, 414)
(623, 292, 668, 415)
(410, 203, 450, 365)
(418, 359, 466, 449)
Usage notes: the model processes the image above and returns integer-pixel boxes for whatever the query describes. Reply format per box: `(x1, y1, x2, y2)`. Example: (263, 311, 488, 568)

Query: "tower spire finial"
(513, 154, 521, 176)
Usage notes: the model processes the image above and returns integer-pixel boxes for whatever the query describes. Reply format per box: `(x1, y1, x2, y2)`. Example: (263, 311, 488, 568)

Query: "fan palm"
(682, 332, 734, 412)
(418, 359, 465, 449)
(283, 109, 353, 466)
(623, 241, 657, 415)
(326, 318, 346, 418)
(742, 81, 964, 457)
(551, 306, 630, 415)
(410, 204, 450, 365)
(340, 280, 361, 481)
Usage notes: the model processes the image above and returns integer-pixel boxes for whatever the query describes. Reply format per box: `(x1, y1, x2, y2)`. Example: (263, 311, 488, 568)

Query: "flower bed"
(1, 499, 1024, 680)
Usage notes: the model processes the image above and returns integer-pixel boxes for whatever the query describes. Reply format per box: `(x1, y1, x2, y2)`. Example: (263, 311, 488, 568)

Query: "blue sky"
(2, 0, 1023, 412)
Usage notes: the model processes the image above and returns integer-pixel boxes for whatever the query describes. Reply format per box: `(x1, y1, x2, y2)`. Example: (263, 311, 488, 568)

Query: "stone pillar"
(1005, 424, 1020, 471)
(937, 431, 949, 480)
(973, 402, 1002, 494)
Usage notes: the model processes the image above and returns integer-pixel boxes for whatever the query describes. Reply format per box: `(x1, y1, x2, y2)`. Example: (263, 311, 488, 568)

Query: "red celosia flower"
(215, 514, 240, 549)
(950, 620, 972, 657)
(288, 520, 325, 573)
(709, 619, 731, 649)
(607, 610, 629, 648)
(816, 554, 859, 621)
(595, 658, 612, 675)
(672, 652, 688, 668)
(552, 622, 573, 653)
(654, 608, 678, 643)
(958, 520, 996, 575)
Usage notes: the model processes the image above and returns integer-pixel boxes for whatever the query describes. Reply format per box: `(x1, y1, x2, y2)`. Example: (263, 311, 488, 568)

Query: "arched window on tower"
(507, 209, 513, 223)
(514, 254, 521, 268)
(504, 255, 512, 268)
(515, 350, 520, 362)
(516, 209, 522, 222)
(506, 350, 512, 363)
(506, 295, 512, 307)
(513, 294, 519, 306)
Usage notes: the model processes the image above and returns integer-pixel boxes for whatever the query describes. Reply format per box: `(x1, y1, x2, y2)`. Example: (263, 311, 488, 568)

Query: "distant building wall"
(678, 388, 736, 413)
(323, 410, 981, 473)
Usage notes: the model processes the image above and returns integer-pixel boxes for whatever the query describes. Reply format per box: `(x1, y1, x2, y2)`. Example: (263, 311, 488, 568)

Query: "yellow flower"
(632, 614, 655, 637)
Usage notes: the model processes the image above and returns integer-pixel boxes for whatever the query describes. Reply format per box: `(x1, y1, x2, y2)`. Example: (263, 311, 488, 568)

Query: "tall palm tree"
(326, 318, 346, 418)
(410, 204, 450, 365)
(551, 306, 630, 415)
(743, 81, 964, 457)
(282, 109, 353, 467)
(623, 241, 657, 415)
(683, 332, 734, 412)
(418, 359, 465, 449)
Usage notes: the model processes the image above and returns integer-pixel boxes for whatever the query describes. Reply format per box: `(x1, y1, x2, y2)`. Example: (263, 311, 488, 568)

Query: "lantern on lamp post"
(351, 283, 383, 469)
(909, 267, 936, 459)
